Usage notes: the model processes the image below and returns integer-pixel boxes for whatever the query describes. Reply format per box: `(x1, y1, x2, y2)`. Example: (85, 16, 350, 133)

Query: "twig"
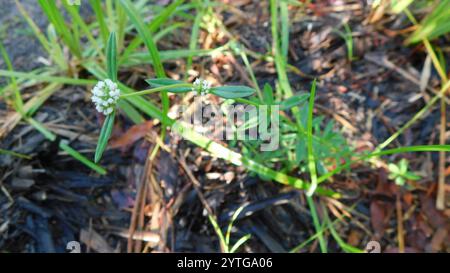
(127, 147, 152, 253)
(396, 191, 405, 253)
(177, 152, 214, 217)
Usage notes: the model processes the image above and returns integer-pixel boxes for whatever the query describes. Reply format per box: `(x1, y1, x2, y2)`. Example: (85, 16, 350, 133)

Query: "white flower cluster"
(91, 79, 120, 115)
(192, 78, 212, 96)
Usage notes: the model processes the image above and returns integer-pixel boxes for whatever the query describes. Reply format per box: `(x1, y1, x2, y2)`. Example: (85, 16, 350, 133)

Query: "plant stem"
(306, 196, 327, 253)
(119, 83, 192, 98)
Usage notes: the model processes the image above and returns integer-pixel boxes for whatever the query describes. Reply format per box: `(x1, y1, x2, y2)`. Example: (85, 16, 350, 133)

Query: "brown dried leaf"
(110, 121, 153, 150)
(370, 201, 387, 238)
(430, 228, 447, 252)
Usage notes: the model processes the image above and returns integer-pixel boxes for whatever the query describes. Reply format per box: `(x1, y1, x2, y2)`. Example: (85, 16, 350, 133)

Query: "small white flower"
(192, 78, 212, 96)
(91, 79, 121, 115)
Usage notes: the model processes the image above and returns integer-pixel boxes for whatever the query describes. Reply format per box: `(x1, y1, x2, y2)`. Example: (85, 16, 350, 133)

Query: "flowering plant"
(93, 32, 256, 163)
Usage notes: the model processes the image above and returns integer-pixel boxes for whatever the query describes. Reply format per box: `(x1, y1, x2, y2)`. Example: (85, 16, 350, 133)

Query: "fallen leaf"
(110, 121, 153, 150)
(403, 192, 414, 206)
(430, 227, 447, 252)
(420, 194, 446, 229)
(370, 201, 387, 239)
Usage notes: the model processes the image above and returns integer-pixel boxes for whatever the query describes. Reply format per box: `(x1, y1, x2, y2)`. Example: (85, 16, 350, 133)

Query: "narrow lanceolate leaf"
(210, 86, 255, 99)
(145, 78, 191, 93)
(106, 32, 117, 81)
(279, 94, 309, 110)
(263, 83, 274, 104)
(95, 111, 116, 163)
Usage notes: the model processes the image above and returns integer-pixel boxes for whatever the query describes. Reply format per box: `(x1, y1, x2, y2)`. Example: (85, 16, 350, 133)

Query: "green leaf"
(88, 0, 109, 44)
(119, 0, 169, 128)
(399, 158, 408, 173)
(106, 32, 117, 81)
(28, 118, 106, 175)
(119, 0, 165, 78)
(145, 78, 191, 93)
(388, 163, 400, 174)
(210, 86, 255, 99)
(263, 83, 274, 104)
(403, 172, 421, 181)
(395, 176, 406, 186)
(390, 0, 414, 14)
(279, 93, 309, 110)
(37, 0, 81, 57)
(95, 111, 116, 163)
(0, 69, 96, 85)
(295, 138, 307, 164)
(306, 79, 319, 197)
(408, 1, 450, 43)
(229, 234, 251, 253)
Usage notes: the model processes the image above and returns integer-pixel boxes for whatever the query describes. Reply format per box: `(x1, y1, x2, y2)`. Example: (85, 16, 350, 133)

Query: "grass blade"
(88, 0, 109, 44)
(0, 41, 24, 115)
(119, 0, 169, 133)
(37, 0, 81, 57)
(306, 196, 327, 253)
(229, 234, 251, 253)
(119, 0, 165, 77)
(0, 69, 96, 85)
(27, 118, 106, 174)
(306, 79, 318, 196)
(185, 3, 202, 79)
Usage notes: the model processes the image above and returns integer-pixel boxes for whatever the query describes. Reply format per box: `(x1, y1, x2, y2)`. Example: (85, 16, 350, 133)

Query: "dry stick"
(177, 152, 214, 217)
(113, 229, 160, 243)
(396, 191, 405, 253)
(134, 163, 149, 253)
(437, 97, 446, 210)
(364, 54, 449, 104)
(423, 40, 449, 211)
(148, 165, 168, 251)
(127, 147, 152, 253)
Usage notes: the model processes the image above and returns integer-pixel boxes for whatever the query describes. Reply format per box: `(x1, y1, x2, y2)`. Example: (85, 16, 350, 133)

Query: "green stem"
(119, 83, 192, 98)
(306, 196, 327, 253)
